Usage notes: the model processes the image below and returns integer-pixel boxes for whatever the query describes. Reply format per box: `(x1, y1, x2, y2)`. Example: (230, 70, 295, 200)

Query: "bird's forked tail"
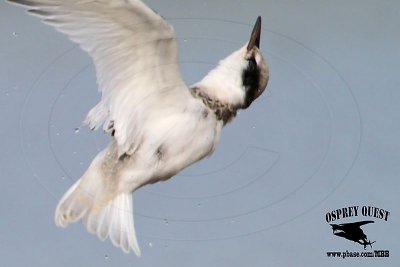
(54, 175, 141, 256)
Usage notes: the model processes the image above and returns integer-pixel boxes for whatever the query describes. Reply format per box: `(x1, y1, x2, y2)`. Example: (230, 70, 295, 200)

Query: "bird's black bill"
(247, 16, 262, 51)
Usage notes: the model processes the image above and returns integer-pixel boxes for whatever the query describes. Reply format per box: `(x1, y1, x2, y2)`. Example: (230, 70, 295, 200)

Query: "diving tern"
(9, 0, 269, 256)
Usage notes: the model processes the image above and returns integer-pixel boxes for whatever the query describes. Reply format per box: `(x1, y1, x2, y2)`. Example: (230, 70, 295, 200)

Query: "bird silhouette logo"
(330, 220, 376, 249)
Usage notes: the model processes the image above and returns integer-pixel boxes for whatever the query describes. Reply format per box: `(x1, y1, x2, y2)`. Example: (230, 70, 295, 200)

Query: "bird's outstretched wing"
(9, 0, 190, 155)
(339, 220, 375, 227)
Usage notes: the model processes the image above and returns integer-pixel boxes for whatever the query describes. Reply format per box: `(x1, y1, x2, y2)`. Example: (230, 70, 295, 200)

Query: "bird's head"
(195, 16, 269, 109)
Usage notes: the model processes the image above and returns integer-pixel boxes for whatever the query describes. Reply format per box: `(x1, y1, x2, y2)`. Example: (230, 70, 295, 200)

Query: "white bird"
(9, 0, 269, 256)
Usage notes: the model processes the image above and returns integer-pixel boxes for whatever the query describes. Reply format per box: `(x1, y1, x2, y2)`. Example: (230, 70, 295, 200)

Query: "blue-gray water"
(1, 1, 399, 266)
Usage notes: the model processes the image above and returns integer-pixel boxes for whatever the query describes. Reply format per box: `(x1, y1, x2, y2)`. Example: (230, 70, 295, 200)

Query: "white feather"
(195, 46, 248, 105)
(10, 0, 191, 156)
(81, 193, 141, 255)
(54, 178, 83, 227)
(55, 146, 141, 255)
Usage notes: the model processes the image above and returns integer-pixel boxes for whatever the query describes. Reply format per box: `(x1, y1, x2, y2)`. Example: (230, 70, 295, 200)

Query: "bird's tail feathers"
(83, 193, 141, 256)
(55, 178, 91, 227)
(55, 166, 103, 228)
(55, 168, 141, 256)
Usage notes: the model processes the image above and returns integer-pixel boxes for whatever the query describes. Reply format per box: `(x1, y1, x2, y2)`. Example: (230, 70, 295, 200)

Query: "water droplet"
(104, 255, 109, 260)
(74, 127, 80, 133)
(197, 203, 202, 208)
(163, 218, 169, 225)
(148, 242, 153, 247)
(183, 39, 188, 42)
(12, 31, 18, 37)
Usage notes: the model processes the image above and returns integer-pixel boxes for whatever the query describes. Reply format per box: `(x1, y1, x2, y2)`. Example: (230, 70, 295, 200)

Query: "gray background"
(1, 0, 399, 266)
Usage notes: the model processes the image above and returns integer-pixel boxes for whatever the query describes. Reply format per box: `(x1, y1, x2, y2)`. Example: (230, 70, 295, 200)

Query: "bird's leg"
(368, 240, 376, 248)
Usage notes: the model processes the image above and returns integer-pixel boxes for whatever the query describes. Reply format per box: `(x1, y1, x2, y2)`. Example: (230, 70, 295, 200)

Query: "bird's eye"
(248, 57, 257, 71)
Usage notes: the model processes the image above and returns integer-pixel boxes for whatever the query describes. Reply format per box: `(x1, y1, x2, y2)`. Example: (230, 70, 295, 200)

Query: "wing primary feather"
(8, 0, 56, 7)
(28, 8, 55, 16)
